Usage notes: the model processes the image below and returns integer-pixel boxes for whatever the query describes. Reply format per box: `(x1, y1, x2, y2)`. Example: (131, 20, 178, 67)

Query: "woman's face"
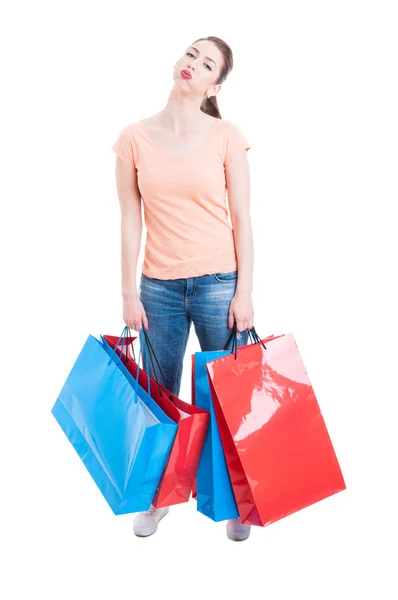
(173, 40, 223, 99)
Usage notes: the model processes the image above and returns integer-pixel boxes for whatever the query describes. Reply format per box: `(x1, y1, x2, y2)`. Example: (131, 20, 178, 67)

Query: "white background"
(1, 1, 397, 598)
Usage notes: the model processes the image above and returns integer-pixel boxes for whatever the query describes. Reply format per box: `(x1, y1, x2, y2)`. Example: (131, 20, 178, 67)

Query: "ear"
(210, 83, 222, 98)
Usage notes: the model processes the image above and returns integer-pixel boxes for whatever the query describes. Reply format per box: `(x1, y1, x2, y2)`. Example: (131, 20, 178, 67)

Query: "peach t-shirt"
(111, 118, 250, 279)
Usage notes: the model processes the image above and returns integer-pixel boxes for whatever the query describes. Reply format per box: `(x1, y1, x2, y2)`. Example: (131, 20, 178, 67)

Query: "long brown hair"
(193, 36, 233, 119)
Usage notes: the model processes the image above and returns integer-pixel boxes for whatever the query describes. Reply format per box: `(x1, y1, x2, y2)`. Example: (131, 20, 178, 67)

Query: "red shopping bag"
(206, 331, 346, 527)
(191, 334, 281, 502)
(103, 334, 209, 508)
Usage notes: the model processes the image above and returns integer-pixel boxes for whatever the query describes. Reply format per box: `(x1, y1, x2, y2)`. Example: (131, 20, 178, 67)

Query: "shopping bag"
(102, 330, 209, 508)
(206, 326, 346, 527)
(191, 348, 240, 522)
(51, 327, 178, 515)
(191, 323, 282, 500)
(191, 353, 198, 500)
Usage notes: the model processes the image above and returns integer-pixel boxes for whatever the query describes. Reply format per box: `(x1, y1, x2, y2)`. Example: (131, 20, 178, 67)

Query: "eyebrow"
(190, 46, 217, 67)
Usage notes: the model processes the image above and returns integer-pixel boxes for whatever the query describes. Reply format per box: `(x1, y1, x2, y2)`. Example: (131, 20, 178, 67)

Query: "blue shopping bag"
(51, 327, 178, 515)
(193, 349, 239, 522)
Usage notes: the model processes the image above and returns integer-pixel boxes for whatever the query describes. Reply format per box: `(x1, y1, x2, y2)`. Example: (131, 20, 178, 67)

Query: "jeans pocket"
(212, 270, 238, 282)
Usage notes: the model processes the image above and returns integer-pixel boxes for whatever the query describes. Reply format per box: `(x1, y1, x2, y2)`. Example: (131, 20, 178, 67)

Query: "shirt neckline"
(140, 117, 221, 161)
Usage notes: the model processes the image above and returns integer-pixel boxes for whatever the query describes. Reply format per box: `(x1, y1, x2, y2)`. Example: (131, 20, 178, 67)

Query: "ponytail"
(200, 95, 221, 119)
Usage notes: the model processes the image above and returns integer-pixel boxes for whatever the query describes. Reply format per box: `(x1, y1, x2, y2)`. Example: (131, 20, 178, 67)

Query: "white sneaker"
(133, 505, 170, 537)
(226, 517, 251, 541)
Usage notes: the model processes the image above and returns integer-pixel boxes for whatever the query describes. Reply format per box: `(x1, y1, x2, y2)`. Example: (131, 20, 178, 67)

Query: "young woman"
(111, 36, 254, 542)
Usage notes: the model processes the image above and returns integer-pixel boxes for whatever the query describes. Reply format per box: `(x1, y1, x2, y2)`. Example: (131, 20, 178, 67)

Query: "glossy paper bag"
(51, 328, 177, 515)
(192, 350, 239, 522)
(206, 331, 346, 526)
(103, 332, 209, 508)
(191, 353, 198, 500)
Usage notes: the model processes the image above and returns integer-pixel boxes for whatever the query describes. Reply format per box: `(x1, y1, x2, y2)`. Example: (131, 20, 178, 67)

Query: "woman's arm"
(225, 150, 253, 295)
(114, 157, 142, 298)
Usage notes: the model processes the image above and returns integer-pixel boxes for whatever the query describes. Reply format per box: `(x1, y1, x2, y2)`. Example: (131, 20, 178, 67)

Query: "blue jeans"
(138, 269, 249, 397)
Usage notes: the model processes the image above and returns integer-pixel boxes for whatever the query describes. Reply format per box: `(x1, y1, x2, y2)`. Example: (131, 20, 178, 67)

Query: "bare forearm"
(231, 216, 254, 295)
(121, 216, 142, 298)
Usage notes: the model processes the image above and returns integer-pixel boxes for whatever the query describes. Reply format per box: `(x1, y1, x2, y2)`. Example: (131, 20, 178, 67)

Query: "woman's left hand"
(228, 291, 254, 332)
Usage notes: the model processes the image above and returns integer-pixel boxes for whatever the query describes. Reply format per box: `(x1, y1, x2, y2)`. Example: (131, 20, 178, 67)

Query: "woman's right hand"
(123, 294, 149, 332)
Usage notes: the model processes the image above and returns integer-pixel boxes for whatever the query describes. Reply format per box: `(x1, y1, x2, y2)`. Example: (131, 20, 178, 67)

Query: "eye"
(185, 52, 212, 71)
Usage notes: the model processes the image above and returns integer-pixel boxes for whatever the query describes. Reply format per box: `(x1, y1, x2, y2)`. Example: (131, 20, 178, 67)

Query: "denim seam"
(188, 283, 198, 304)
(184, 279, 198, 306)
(170, 316, 190, 395)
(212, 274, 238, 283)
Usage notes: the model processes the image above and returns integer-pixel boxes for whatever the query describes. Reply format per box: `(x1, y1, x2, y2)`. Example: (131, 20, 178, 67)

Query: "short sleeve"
(111, 125, 137, 168)
(224, 122, 251, 166)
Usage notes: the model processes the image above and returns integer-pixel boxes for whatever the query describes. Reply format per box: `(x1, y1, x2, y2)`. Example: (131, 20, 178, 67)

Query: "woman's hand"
(123, 294, 149, 332)
(228, 291, 254, 332)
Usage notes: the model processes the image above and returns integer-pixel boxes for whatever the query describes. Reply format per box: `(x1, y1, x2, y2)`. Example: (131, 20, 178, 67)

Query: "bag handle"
(122, 327, 175, 402)
(112, 327, 137, 365)
(223, 322, 267, 360)
(124, 326, 167, 402)
(108, 326, 140, 366)
(139, 328, 176, 401)
(106, 326, 152, 404)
